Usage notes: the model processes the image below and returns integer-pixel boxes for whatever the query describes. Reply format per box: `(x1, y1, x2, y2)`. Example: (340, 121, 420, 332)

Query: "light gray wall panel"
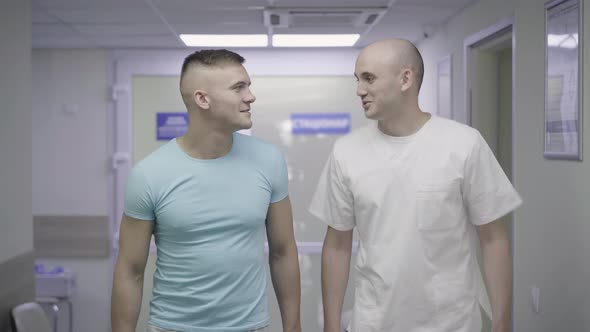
(34, 216, 110, 258)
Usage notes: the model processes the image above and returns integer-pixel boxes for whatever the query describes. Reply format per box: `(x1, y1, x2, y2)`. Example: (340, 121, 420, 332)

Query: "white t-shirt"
(310, 115, 522, 332)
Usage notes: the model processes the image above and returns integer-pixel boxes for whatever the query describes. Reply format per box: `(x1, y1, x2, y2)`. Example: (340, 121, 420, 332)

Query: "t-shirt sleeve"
(124, 166, 156, 221)
(462, 133, 523, 226)
(270, 149, 289, 203)
(308, 151, 355, 231)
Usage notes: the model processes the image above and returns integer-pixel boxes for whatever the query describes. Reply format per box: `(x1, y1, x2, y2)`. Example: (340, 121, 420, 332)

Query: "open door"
(464, 17, 515, 332)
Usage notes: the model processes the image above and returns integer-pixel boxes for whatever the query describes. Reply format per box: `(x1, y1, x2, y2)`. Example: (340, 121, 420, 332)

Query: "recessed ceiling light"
(272, 34, 360, 47)
(179, 34, 268, 47)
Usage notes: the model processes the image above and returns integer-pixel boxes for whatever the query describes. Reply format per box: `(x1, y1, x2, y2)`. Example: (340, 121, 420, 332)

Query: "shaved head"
(354, 38, 426, 122)
(360, 38, 424, 91)
(179, 49, 245, 110)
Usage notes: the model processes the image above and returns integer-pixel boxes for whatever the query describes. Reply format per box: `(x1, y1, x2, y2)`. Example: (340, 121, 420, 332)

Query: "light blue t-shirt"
(124, 133, 289, 332)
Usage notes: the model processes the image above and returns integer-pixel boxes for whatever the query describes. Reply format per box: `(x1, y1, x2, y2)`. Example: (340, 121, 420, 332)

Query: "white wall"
(0, 1, 34, 329)
(419, 0, 590, 331)
(32, 49, 110, 215)
(32, 49, 113, 332)
(0, 0, 33, 262)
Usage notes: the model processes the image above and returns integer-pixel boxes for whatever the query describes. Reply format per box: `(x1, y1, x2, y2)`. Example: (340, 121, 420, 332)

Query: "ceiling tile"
(151, 0, 268, 11)
(46, 8, 161, 24)
(33, 35, 97, 48)
(33, 0, 147, 9)
(30, 0, 479, 49)
(74, 24, 171, 36)
(91, 35, 184, 48)
(33, 23, 79, 37)
(395, 0, 475, 8)
(32, 7, 60, 23)
(157, 8, 264, 25)
(172, 24, 267, 35)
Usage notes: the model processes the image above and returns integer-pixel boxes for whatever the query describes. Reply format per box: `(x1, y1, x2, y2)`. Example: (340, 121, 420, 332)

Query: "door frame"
(463, 16, 516, 184)
(463, 16, 516, 331)
(464, 16, 515, 126)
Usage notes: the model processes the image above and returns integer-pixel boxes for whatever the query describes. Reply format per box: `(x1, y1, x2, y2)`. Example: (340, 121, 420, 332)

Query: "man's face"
(205, 64, 256, 132)
(354, 47, 402, 121)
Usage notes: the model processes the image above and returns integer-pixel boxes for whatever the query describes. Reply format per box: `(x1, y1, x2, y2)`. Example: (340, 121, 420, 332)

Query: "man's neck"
(377, 107, 430, 137)
(177, 126, 233, 160)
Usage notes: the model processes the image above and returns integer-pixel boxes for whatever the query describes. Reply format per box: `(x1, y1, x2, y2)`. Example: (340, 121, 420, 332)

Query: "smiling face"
(354, 45, 403, 121)
(181, 62, 256, 133)
(179, 49, 257, 133)
(354, 39, 423, 121)
(203, 64, 256, 132)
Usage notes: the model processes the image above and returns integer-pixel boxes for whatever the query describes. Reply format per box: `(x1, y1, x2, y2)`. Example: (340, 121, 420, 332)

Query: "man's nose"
(356, 84, 367, 97)
(245, 90, 256, 103)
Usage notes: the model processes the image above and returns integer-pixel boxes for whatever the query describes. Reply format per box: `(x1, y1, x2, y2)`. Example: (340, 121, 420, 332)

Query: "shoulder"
(428, 115, 482, 150)
(234, 132, 284, 161)
(235, 132, 277, 149)
(332, 124, 374, 158)
(132, 139, 178, 176)
(431, 115, 478, 136)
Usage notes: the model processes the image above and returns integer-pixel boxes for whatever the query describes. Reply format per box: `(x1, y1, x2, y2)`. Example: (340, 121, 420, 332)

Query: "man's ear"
(194, 90, 210, 109)
(400, 68, 414, 92)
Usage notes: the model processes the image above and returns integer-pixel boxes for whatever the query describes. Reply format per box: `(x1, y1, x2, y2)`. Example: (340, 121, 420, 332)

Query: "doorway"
(464, 17, 515, 332)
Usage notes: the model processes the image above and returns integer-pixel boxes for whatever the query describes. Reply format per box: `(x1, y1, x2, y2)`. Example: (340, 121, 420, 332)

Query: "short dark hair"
(180, 49, 245, 81)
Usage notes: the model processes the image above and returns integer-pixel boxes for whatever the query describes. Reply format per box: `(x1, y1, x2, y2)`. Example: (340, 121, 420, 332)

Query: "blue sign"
(157, 113, 188, 140)
(291, 113, 350, 135)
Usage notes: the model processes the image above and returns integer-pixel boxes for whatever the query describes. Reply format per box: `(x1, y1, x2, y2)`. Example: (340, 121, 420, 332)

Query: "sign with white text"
(291, 113, 350, 135)
(157, 112, 188, 140)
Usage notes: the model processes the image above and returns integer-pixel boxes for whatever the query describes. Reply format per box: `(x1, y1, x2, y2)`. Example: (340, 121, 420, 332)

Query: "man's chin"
(236, 121, 253, 131)
(364, 110, 379, 120)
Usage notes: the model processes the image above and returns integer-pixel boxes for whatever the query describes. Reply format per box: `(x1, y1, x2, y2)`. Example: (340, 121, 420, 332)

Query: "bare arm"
(477, 218, 512, 332)
(111, 214, 154, 332)
(266, 196, 301, 332)
(322, 226, 353, 332)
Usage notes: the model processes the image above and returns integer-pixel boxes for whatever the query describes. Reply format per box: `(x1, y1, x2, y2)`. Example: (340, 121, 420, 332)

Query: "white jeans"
(146, 324, 270, 332)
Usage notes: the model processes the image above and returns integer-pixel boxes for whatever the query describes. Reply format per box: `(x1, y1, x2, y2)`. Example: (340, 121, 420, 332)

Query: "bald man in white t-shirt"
(310, 39, 522, 332)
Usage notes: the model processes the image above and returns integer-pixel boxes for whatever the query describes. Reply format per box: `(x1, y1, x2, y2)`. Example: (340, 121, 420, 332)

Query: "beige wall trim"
(0, 251, 36, 331)
(34, 215, 110, 258)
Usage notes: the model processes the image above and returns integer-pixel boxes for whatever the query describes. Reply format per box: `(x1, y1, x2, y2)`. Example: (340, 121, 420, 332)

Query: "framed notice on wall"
(544, 0, 583, 160)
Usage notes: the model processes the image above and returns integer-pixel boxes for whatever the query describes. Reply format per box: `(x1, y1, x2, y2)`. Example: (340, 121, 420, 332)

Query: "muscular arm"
(322, 226, 353, 332)
(477, 218, 512, 332)
(266, 196, 301, 332)
(111, 214, 154, 332)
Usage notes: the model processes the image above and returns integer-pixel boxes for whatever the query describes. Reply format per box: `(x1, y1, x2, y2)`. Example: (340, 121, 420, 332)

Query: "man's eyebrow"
(229, 80, 250, 88)
(355, 72, 375, 80)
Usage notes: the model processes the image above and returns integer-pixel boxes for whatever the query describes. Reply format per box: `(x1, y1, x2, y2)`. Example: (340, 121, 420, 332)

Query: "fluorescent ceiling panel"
(179, 34, 268, 47)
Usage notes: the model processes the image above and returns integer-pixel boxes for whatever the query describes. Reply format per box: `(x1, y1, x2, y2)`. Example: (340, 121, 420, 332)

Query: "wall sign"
(291, 113, 351, 135)
(157, 112, 188, 140)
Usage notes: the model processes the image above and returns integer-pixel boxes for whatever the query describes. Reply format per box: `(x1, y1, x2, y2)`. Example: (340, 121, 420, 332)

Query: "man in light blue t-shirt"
(111, 49, 301, 332)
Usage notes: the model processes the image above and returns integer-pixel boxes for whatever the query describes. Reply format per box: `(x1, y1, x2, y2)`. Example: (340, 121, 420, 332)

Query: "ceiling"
(32, 0, 478, 49)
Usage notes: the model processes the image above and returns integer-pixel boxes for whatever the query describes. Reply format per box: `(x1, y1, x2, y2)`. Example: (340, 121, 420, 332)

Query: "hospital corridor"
(1, 0, 589, 331)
